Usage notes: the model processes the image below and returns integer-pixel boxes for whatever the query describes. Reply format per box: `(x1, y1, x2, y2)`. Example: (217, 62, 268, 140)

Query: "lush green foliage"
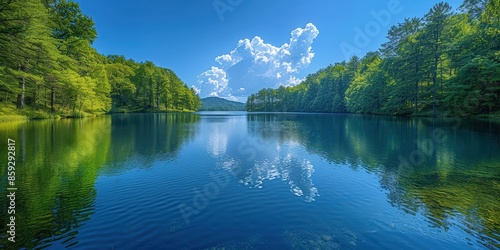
(107, 56, 201, 113)
(0, 0, 200, 117)
(200, 97, 246, 111)
(247, 0, 500, 116)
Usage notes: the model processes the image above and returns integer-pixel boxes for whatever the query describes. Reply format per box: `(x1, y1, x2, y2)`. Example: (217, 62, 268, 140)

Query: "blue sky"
(76, 0, 463, 102)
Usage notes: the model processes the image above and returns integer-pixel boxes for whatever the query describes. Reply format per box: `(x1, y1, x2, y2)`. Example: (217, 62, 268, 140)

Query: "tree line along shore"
(246, 1, 500, 117)
(0, 0, 201, 121)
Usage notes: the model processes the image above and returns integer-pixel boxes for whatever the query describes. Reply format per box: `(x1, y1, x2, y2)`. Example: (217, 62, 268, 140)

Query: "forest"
(246, 0, 500, 116)
(0, 0, 201, 119)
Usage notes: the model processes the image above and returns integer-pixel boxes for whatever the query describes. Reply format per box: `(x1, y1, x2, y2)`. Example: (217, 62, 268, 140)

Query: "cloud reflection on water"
(203, 116, 319, 202)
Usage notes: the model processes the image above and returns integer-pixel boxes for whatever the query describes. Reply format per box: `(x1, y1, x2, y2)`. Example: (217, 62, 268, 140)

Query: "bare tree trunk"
(17, 75, 25, 109)
(51, 86, 56, 112)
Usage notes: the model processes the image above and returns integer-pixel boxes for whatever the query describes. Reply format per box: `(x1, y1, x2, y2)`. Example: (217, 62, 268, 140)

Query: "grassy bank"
(0, 104, 198, 122)
(0, 105, 29, 121)
(0, 104, 105, 121)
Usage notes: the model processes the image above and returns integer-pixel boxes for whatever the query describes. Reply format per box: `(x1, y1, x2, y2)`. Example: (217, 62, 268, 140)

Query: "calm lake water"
(1, 112, 499, 249)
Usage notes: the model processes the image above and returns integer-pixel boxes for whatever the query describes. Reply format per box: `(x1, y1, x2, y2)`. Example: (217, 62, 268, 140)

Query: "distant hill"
(200, 97, 246, 111)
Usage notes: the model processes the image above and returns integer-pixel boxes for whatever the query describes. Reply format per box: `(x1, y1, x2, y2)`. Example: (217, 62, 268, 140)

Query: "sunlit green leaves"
(0, 0, 200, 115)
(248, 0, 500, 116)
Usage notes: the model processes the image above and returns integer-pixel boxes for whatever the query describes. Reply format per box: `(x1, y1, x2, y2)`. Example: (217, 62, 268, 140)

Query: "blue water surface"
(0, 112, 499, 249)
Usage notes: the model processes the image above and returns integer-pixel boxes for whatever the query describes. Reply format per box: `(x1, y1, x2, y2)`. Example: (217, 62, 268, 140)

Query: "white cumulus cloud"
(197, 66, 230, 98)
(195, 23, 319, 101)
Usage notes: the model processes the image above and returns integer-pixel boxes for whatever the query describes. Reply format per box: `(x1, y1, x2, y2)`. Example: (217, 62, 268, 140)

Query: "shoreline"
(0, 106, 198, 123)
(1, 109, 499, 123)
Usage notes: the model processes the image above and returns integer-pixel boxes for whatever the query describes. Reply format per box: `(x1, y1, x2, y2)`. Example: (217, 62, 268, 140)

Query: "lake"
(0, 112, 499, 249)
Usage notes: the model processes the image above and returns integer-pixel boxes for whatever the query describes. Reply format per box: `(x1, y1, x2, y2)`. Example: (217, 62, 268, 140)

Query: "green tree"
(346, 53, 387, 113)
(422, 2, 453, 116)
(382, 18, 424, 115)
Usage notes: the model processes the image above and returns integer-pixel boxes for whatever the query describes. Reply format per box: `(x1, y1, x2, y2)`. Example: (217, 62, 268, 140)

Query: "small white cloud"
(191, 85, 201, 95)
(196, 23, 319, 99)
